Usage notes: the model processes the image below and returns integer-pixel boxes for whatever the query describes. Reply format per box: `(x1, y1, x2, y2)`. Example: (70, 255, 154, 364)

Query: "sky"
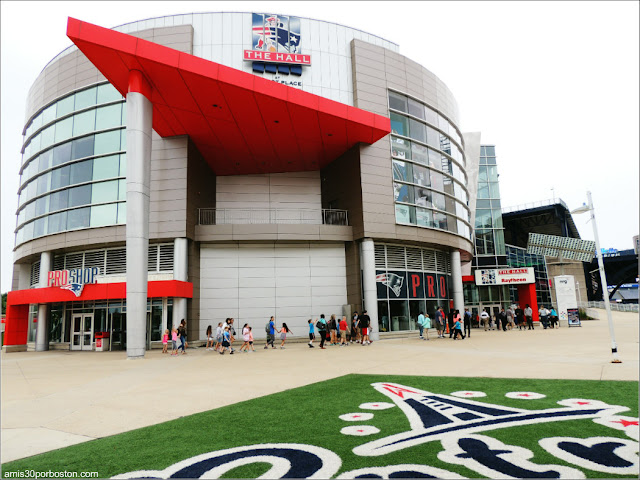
(1, 1, 638, 293)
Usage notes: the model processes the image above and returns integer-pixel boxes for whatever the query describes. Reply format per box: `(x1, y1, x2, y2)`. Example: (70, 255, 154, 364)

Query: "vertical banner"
(554, 275, 579, 327)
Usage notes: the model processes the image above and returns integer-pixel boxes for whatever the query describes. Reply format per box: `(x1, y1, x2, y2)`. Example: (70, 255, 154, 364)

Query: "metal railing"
(501, 198, 569, 214)
(198, 208, 349, 226)
(578, 301, 639, 313)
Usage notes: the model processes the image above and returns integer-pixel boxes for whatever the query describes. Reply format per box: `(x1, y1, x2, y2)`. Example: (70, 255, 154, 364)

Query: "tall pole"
(587, 191, 621, 363)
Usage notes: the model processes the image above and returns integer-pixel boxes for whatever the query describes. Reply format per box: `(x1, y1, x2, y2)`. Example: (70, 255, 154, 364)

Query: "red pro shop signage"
(3, 270, 193, 349)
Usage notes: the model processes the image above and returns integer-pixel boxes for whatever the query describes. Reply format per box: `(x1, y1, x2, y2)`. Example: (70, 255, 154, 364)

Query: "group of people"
(416, 307, 466, 340)
(310, 311, 372, 349)
(161, 319, 189, 355)
(476, 304, 559, 331)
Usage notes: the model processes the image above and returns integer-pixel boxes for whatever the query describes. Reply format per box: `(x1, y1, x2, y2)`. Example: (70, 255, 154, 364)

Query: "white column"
(450, 250, 464, 314)
(172, 238, 188, 329)
(361, 238, 379, 341)
(35, 251, 52, 351)
(126, 73, 153, 359)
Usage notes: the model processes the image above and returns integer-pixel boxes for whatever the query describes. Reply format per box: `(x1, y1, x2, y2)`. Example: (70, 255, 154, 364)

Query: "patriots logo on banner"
(252, 13, 301, 54)
(376, 273, 404, 297)
(481, 270, 496, 285)
(60, 283, 85, 297)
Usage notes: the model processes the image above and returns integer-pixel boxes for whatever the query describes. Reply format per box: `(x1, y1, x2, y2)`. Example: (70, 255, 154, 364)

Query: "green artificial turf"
(2, 375, 638, 478)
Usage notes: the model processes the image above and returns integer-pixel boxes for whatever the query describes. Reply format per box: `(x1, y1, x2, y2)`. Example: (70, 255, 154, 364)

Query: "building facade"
(6, 12, 474, 354)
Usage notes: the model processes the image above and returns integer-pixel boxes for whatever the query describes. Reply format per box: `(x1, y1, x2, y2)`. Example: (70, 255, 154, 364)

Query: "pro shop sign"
(47, 267, 99, 297)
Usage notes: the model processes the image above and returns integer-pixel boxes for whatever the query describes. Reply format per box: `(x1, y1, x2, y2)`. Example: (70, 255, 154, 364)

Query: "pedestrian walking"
(435, 307, 445, 338)
(316, 315, 328, 349)
(360, 310, 371, 345)
(239, 323, 250, 352)
(539, 306, 550, 329)
(463, 308, 472, 338)
(351, 312, 360, 343)
(171, 327, 178, 355)
(206, 325, 214, 350)
(220, 326, 233, 354)
(278, 323, 292, 349)
(264, 316, 277, 349)
(177, 321, 187, 354)
(417, 311, 426, 339)
(480, 308, 490, 331)
(447, 309, 455, 338)
(339, 316, 349, 346)
(506, 306, 515, 330)
(524, 304, 534, 330)
(308, 319, 316, 348)
(329, 314, 338, 346)
(499, 308, 507, 332)
(452, 310, 464, 340)
(550, 306, 558, 328)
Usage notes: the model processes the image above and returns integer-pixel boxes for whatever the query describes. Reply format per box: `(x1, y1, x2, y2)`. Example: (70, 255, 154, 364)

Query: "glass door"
(71, 313, 94, 351)
(71, 314, 83, 351)
(81, 314, 94, 351)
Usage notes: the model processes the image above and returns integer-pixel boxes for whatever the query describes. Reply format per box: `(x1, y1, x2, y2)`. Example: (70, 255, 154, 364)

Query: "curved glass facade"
(15, 82, 127, 247)
(387, 90, 471, 240)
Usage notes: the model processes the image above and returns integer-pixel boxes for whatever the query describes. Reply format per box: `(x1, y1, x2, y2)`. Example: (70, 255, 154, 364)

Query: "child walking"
(162, 329, 169, 353)
(206, 325, 214, 350)
(214, 322, 223, 352)
(239, 323, 250, 352)
(308, 319, 315, 348)
(248, 327, 255, 352)
(278, 323, 292, 349)
(220, 326, 234, 354)
(171, 328, 178, 355)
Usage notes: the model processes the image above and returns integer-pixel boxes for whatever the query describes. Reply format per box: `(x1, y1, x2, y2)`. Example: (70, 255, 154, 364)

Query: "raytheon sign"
(475, 268, 535, 285)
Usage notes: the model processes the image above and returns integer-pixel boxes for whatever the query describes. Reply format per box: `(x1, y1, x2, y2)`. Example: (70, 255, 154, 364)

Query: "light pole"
(571, 191, 621, 363)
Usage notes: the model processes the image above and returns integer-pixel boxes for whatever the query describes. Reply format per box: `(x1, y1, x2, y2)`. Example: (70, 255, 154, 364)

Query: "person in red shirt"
(339, 315, 349, 346)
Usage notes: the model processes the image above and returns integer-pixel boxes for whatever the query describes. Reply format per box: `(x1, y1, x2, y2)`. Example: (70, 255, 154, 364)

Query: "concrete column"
(126, 71, 153, 359)
(361, 238, 379, 341)
(450, 250, 464, 314)
(35, 251, 52, 351)
(172, 238, 188, 328)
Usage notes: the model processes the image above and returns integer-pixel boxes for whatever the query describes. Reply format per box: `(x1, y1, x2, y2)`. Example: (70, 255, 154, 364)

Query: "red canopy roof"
(67, 18, 391, 175)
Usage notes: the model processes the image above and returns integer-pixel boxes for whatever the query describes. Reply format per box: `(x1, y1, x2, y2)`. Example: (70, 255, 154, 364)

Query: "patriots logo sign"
(48, 267, 99, 298)
(60, 282, 85, 297)
(376, 272, 404, 297)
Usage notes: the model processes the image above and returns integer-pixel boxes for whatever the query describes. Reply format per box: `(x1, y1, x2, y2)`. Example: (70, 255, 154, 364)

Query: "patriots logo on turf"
(376, 273, 404, 297)
(61, 283, 84, 297)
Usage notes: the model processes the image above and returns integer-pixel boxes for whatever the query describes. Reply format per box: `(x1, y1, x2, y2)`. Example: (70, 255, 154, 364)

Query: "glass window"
(411, 142, 429, 165)
(447, 215, 458, 234)
(426, 126, 439, 148)
(56, 95, 75, 118)
(117, 202, 126, 224)
(118, 179, 126, 201)
(35, 195, 49, 216)
(75, 87, 97, 110)
(50, 165, 70, 190)
(486, 156, 497, 165)
(38, 149, 52, 172)
(495, 230, 506, 255)
(121, 104, 127, 124)
(414, 186, 432, 207)
(430, 170, 444, 191)
(416, 207, 433, 227)
(433, 212, 447, 230)
(445, 195, 456, 215)
(388, 91, 407, 112)
(41, 104, 56, 126)
(96, 104, 122, 130)
(456, 201, 468, 220)
(394, 182, 413, 203)
(36, 172, 51, 195)
(48, 211, 67, 234)
(493, 209, 503, 228)
(72, 109, 96, 137)
(490, 182, 501, 198)
(34, 216, 48, 238)
(478, 183, 490, 199)
(70, 159, 93, 185)
(390, 136, 411, 159)
(94, 130, 122, 155)
(97, 83, 122, 104)
(71, 135, 94, 160)
(476, 199, 491, 209)
(90, 203, 117, 227)
(487, 165, 498, 182)
(22, 221, 34, 242)
(119, 154, 126, 176)
(428, 149, 441, 170)
(413, 164, 429, 187)
(409, 118, 426, 144)
(390, 112, 409, 137)
(476, 210, 492, 228)
(40, 125, 55, 150)
(392, 160, 412, 182)
(438, 115, 449, 134)
(27, 180, 37, 201)
(52, 142, 72, 166)
(25, 201, 36, 221)
(120, 129, 126, 149)
(478, 166, 488, 183)
(424, 105, 437, 126)
(485, 146, 495, 156)
(93, 154, 120, 180)
(54, 117, 73, 143)
(432, 192, 446, 211)
(68, 184, 91, 207)
(407, 98, 424, 119)
(49, 189, 68, 212)
(91, 180, 119, 204)
(67, 207, 91, 230)
(28, 134, 41, 156)
(439, 134, 451, 155)
(395, 204, 414, 224)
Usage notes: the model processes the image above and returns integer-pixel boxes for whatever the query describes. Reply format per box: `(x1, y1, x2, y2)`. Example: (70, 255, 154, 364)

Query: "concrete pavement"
(2, 309, 638, 463)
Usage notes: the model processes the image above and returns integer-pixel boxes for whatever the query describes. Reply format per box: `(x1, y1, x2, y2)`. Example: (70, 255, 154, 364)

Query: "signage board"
(47, 267, 99, 297)
(377, 271, 448, 300)
(554, 275, 579, 327)
(567, 308, 581, 327)
(474, 268, 535, 285)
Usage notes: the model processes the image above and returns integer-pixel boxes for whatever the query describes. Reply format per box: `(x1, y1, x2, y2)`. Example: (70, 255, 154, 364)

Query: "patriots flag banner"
(249, 13, 305, 76)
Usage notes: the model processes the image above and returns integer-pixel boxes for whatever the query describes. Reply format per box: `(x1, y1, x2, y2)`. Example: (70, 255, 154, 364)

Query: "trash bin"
(95, 332, 110, 351)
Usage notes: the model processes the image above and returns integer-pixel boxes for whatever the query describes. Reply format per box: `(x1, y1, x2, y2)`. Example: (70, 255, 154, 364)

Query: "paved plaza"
(1, 309, 638, 463)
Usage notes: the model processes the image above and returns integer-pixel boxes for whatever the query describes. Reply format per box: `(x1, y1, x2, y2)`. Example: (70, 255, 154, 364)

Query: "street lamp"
(571, 191, 621, 363)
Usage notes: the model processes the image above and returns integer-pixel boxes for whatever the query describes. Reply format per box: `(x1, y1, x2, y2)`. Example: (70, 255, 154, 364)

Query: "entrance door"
(479, 304, 501, 328)
(71, 314, 94, 351)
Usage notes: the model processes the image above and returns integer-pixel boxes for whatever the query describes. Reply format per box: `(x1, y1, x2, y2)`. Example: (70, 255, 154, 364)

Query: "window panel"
(67, 206, 91, 230)
(412, 164, 429, 187)
(394, 182, 413, 203)
(68, 184, 91, 207)
(71, 135, 94, 160)
(390, 136, 411, 159)
(72, 109, 96, 137)
(121, 104, 127, 124)
(91, 180, 119, 204)
(94, 130, 122, 155)
(120, 129, 126, 149)
(97, 83, 122, 104)
(75, 87, 97, 110)
(485, 146, 495, 156)
(424, 105, 437, 126)
(40, 125, 55, 150)
(493, 209, 503, 228)
(414, 186, 432, 207)
(50, 165, 70, 190)
(476, 210, 492, 228)
(425, 126, 439, 148)
(90, 203, 118, 227)
(428, 149, 441, 170)
(478, 183, 490, 199)
(432, 192, 446, 211)
(118, 179, 126, 201)
(478, 166, 488, 183)
(388, 91, 407, 112)
(433, 212, 447, 230)
(35, 195, 49, 216)
(446, 214, 458, 234)
(41, 104, 56, 125)
(438, 115, 449, 134)
(22, 221, 34, 242)
(38, 149, 52, 172)
(54, 117, 73, 143)
(390, 112, 409, 137)
(25, 201, 36, 222)
(392, 160, 411, 182)
(119, 154, 126, 176)
(70, 159, 93, 185)
(409, 118, 426, 144)
(411, 142, 429, 165)
(489, 182, 501, 198)
(96, 104, 122, 130)
(430, 170, 444, 191)
(34, 216, 48, 238)
(487, 165, 498, 182)
(439, 134, 451, 155)
(93, 154, 120, 180)
(48, 211, 67, 234)
(117, 202, 126, 224)
(407, 98, 424, 119)
(56, 95, 74, 118)
(395, 203, 414, 224)
(52, 142, 72, 166)
(416, 207, 433, 227)
(36, 172, 51, 195)
(445, 195, 456, 214)
(49, 189, 68, 212)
